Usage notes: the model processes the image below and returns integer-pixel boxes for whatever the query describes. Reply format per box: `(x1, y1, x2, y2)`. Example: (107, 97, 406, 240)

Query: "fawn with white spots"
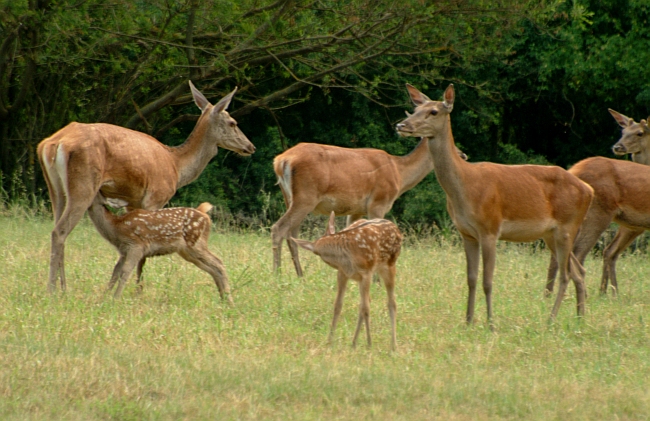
(88, 194, 232, 302)
(292, 212, 403, 351)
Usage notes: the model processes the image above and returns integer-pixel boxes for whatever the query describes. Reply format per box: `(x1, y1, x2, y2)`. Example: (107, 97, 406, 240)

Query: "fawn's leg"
(378, 263, 397, 351)
(352, 273, 372, 348)
(329, 271, 348, 345)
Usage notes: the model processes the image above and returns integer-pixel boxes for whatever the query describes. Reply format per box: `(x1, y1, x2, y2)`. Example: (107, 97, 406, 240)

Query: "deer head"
(189, 81, 255, 156)
(609, 108, 650, 156)
(396, 84, 455, 138)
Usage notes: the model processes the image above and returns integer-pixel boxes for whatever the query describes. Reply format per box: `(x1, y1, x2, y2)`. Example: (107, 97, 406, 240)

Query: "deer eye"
(637, 132, 644, 137)
(430, 109, 438, 116)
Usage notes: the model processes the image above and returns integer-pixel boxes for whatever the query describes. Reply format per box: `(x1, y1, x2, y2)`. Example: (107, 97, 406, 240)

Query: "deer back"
(273, 143, 402, 215)
(38, 122, 180, 210)
(90, 202, 212, 256)
(570, 157, 650, 223)
(313, 219, 403, 276)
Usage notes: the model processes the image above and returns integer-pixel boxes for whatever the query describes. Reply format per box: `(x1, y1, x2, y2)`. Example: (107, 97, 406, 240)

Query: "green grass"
(1, 213, 649, 420)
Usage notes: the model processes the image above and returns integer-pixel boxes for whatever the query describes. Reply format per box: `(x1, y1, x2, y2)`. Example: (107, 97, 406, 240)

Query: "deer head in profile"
(293, 212, 402, 351)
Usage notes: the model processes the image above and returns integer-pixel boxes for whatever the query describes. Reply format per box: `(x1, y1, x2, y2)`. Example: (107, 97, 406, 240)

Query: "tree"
(0, 0, 550, 225)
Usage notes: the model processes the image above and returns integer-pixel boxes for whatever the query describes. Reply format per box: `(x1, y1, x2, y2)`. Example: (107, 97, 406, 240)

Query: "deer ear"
(213, 87, 238, 114)
(292, 238, 315, 252)
(443, 84, 455, 111)
(405, 84, 431, 106)
(608, 108, 633, 128)
(189, 80, 211, 111)
(326, 211, 337, 235)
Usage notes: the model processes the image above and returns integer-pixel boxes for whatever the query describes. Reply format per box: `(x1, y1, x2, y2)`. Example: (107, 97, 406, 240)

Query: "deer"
(292, 211, 403, 350)
(546, 109, 650, 296)
(271, 139, 466, 277)
(38, 81, 255, 295)
(87, 194, 232, 301)
(395, 83, 594, 324)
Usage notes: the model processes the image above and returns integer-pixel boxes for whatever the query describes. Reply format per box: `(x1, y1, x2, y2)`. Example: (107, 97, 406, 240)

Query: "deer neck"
(632, 149, 650, 166)
(426, 117, 468, 202)
(172, 112, 219, 188)
(87, 202, 121, 248)
(394, 137, 434, 195)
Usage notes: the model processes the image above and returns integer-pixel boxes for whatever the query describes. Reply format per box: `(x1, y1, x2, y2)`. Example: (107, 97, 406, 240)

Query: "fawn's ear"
(291, 238, 315, 252)
(326, 211, 336, 235)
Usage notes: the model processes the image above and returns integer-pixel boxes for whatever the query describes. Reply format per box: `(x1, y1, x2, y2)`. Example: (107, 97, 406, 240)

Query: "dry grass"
(1, 213, 649, 420)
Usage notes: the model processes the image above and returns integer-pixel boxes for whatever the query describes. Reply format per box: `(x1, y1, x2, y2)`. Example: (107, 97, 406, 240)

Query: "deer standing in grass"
(293, 212, 403, 350)
(38, 81, 255, 295)
(396, 84, 593, 323)
(272, 139, 466, 277)
(88, 194, 232, 302)
(546, 109, 650, 296)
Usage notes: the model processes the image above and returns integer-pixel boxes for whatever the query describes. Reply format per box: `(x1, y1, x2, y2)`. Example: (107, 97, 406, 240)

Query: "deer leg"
(286, 225, 303, 278)
(601, 227, 642, 296)
(480, 235, 497, 328)
(329, 271, 349, 345)
(180, 246, 233, 304)
(346, 214, 361, 226)
(352, 273, 372, 348)
(48, 200, 92, 293)
(378, 264, 397, 351)
(550, 229, 585, 319)
(135, 258, 147, 294)
(546, 254, 559, 296)
(569, 251, 587, 317)
(462, 236, 480, 324)
(546, 206, 612, 295)
(106, 255, 125, 293)
(271, 204, 311, 275)
(110, 251, 142, 298)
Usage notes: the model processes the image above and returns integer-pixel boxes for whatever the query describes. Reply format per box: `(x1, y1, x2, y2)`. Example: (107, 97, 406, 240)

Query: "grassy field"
(1, 210, 649, 420)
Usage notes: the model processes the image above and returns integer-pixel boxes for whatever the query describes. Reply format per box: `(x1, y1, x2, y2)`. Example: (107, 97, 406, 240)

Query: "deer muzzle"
(395, 122, 413, 136)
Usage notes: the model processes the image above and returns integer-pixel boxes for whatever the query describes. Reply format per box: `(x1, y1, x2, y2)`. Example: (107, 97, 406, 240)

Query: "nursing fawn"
(293, 212, 403, 351)
(88, 194, 232, 302)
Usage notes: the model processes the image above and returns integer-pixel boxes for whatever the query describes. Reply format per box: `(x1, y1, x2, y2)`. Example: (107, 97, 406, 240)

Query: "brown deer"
(87, 194, 232, 302)
(272, 139, 466, 277)
(38, 81, 255, 294)
(547, 109, 650, 296)
(292, 212, 403, 350)
(396, 84, 593, 323)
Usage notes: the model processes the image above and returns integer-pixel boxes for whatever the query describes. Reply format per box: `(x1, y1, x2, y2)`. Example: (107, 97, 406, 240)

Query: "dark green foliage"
(2, 0, 648, 230)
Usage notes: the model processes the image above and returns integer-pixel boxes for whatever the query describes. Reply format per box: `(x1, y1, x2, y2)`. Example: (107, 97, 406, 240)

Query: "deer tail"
(197, 202, 214, 214)
(273, 158, 293, 205)
(39, 141, 70, 222)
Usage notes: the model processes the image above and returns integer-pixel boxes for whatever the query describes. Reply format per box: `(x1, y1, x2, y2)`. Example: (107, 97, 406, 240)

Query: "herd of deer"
(36, 81, 650, 350)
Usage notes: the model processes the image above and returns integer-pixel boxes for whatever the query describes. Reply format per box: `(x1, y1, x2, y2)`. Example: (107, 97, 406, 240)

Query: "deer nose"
(612, 144, 626, 154)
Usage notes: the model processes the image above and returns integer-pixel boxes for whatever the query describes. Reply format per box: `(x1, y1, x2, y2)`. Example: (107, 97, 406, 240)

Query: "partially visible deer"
(610, 109, 650, 165)
(87, 194, 232, 302)
(396, 84, 593, 323)
(272, 139, 466, 277)
(292, 212, 403, 351)
(38, 81, 255, 294)
(547, 110, 650, 296)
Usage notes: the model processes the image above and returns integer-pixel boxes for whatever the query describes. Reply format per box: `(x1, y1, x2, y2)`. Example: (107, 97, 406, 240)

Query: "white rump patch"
(277, 160, 293, 205)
